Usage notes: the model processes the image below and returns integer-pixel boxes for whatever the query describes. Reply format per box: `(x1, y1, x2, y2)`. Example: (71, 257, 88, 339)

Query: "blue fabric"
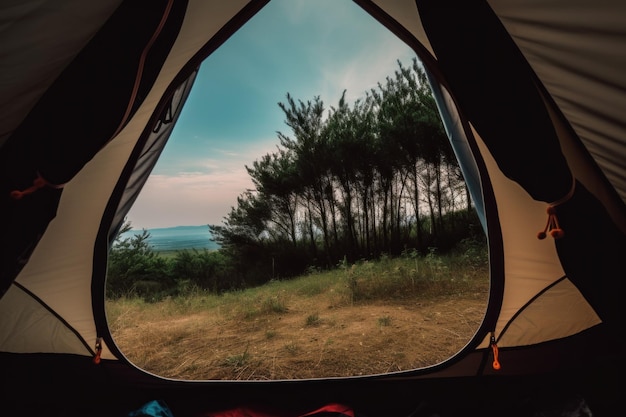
(127, 399, 175, 417)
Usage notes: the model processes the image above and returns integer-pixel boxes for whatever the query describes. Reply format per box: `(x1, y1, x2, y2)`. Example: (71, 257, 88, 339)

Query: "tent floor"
(1, 352, 621, 417)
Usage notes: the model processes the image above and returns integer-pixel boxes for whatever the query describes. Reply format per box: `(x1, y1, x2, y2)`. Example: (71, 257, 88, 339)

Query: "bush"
(107, 229, 174, 299)
(170, 249, 232, 292)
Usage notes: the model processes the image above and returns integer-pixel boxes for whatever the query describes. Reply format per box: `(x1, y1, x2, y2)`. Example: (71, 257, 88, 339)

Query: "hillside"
(107, 260, 489, 380)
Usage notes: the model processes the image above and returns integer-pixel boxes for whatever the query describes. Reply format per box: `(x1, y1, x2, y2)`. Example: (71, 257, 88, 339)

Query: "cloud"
(266, 0, 417, 107)
(320, 46, 416, 105)
(127, 137, 278, 229)
(126, 171, 253, 229)
(276, 0, 309, 24)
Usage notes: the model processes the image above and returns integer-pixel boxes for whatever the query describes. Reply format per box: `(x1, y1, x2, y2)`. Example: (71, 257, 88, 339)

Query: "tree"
(107, 219, 171, 299)
(207, 58, 476, 283)
(170, 249, 231, 293)
(277, 93, 333, 263)
(246, 149, 300, 246)
(209, 191, 274, 286)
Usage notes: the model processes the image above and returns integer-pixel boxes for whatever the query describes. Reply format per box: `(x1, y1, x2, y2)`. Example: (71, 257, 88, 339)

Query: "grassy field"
(106, 252, 489, 380)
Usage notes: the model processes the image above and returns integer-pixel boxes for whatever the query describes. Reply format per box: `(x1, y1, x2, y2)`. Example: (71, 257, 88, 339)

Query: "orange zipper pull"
(490, 332, 501, 370)
(93, 337, 103, 365)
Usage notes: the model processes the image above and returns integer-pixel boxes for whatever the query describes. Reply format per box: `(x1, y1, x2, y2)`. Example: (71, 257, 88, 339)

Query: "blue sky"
(126, 0, 417, 230)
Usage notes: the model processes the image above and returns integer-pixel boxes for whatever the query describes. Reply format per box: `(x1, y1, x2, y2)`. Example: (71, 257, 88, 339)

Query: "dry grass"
(107, 257, 488, 380)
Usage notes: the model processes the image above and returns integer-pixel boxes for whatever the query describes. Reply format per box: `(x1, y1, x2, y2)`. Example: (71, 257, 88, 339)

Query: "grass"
(305, 313, 321, 326)
(106, 251, 489, 380)
(377, 315, 392, 327)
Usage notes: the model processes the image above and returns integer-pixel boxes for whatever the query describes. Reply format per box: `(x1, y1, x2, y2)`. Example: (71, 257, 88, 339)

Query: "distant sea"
(122, 225, 219, 252)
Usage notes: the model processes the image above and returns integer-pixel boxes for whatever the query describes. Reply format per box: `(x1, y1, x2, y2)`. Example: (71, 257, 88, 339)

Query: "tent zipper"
(93, 337, 103, 365)
(490, 332, 501, 370)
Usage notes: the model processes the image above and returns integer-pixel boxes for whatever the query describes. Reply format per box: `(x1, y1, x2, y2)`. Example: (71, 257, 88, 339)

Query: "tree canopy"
(209, 58, 481, 283)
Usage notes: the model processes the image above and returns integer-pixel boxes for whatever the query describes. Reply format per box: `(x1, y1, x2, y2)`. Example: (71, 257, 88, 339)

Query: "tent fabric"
(0, 0, 188, 296)
(0, 0, 624, 415)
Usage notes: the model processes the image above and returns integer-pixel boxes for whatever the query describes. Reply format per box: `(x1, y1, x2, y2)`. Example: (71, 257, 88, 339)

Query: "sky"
(125, 0, 417, 230)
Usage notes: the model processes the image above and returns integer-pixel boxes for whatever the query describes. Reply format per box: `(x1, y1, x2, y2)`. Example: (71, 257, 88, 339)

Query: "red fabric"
(197, 403, 354, 417)
(301, 404, 354, 417)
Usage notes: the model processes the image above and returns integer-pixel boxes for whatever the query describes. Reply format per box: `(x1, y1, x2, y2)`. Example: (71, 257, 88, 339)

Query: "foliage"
(170, 249, 232, 293)
(209, 58, 475, 285)
(108, 221, 239, 300)
(109, 58, 487, 297)
(107, 220, 487, 305)
(107, 226, 172, 300)
(107, 246, 488, 317)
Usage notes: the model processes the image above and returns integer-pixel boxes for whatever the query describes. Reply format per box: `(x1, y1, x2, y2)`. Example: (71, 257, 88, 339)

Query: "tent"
(1, 0, 624, 415)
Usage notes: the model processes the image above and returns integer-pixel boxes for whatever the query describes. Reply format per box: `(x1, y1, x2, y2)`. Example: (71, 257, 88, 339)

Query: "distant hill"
(122, 225, 219, 252)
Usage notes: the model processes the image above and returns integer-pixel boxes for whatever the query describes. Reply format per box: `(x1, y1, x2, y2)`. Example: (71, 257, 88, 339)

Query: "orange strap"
(9, 173, 64, 200)
(111, 0, 174, 139)
(537, 178, 575, 240)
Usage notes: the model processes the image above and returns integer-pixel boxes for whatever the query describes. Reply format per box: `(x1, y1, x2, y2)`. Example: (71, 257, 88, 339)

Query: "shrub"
(107, 229, 174, 300)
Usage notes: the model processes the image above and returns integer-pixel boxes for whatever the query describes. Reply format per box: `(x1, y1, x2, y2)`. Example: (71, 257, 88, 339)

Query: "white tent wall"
(487, 0, 626, 228)
(0, 0, 258, 358)
(0, 0, 624, 416)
